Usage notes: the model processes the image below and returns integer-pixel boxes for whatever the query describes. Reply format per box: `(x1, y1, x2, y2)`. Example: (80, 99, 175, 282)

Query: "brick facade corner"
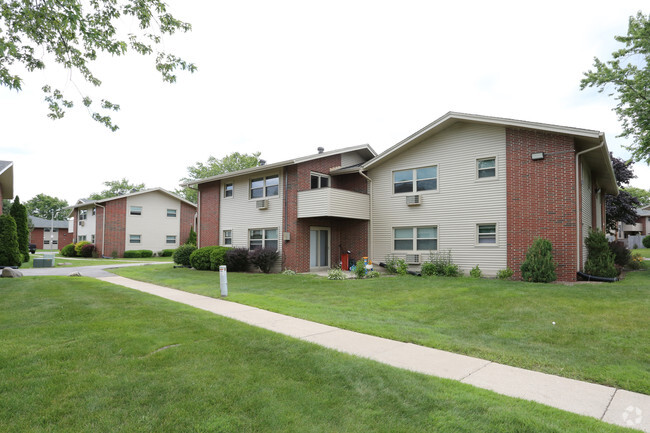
(198, 182, 220, 247)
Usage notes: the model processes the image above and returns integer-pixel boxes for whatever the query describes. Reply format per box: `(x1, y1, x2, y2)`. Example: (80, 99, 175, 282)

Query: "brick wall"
(180, 201, 196, 244)
(198, 181, 220, 247)
(102, 198, 126, 257)
(506, 128, 577, 281)
(58, 229, 73, 248)
(30, 228, 44, 248)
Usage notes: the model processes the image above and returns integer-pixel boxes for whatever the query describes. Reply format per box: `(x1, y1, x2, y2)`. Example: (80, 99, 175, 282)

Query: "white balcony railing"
(297, 188, 369, 220)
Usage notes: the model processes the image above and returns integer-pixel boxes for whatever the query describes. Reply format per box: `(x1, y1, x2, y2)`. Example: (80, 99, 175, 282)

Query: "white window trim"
(167, 208, 177, 218)
(224, 183, 234, 199)
(166, 235, 177, 244)
(392, 226, 438, 253)
(392, 165, 439, 196)
(248, 227, 279, 251)
(310, 172, 331, 189)
(129, 234, 142, 244)
(223, 229, 233, 246)
(476, 156, 498, 181)
(476, 223, 498, 246)
(249, 174, 280, 200)
(130, 206, 143, 216)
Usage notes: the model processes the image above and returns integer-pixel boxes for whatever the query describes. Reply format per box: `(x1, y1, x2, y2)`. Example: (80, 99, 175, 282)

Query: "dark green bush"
(226, 248, 250, 272)
(443, 264, 461, 277)
(61, 243, 77, 257)
(173, 244, 196, 266)
(0, 214, 22, 267)
(209, 246, 231, 270)
(249, 248, 279, 273)
(10, 196, 29, 262)
(469, 265, 482, 278)
(608, 241, 631, 267)
(352, 259, 367, 279)
(190, 246, 222, 271)
(421, 250, 458, 277)
(584, 230, 617, 278)
(80, 243, 95, 258)
(643, 235, 650, 249)
(139, 250, 153, 258)
(161, 249, 175, 257)
(123, 250, 142, 258)
(520, 237, 557, 283)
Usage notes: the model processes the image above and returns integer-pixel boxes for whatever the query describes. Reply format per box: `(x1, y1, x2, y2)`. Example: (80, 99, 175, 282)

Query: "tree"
(520, 237, 557, 283)
(25, 194, 69, 220)
(580, 12, 650, 162)
(584, 230, 617, 278)
(89, 178, 146, 200)
(2, 199, 11, 215)
(9, 196, 29, 262)
(177, 152, 262, 203)
(605, 155, 640, 231)
(0, 214, 22, 267)
(625, 186, 650, 207)
(0, 1, 196, 131)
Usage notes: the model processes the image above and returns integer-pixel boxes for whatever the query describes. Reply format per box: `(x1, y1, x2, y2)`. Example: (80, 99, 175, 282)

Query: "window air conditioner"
(256, 199, 269, 210)
(79, 220, 85, 226)
(406, 195, 421, 206)
(405, 254, 420, 264)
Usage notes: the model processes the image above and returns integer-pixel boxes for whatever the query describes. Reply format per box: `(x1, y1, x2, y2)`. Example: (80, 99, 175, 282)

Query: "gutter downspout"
(575, 136, 605, 274)
(94, 203, 106, 257)
(358, 168, 373, 263)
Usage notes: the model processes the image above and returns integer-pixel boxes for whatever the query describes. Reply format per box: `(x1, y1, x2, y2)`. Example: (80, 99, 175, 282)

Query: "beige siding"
(126, 191, 182, 253)
(298, 189, 369, 219)
(77, 205, 96, 240)
(368, 123, 507, 276)
(341, 151, 366, 167)
(581, 160, 592, 266)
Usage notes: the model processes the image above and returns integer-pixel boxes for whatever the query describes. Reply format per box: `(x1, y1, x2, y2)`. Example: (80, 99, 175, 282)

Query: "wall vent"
(406, 195, 421, 206)
(405, 253, 420, 264)
(256, 199, 269, 210)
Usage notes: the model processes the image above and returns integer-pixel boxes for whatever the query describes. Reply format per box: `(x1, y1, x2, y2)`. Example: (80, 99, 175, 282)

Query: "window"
(44, 227, 50, 232)
(393, 166, 437, 194)
(477, 158, 496, 178)
(223, 230, 232, 246)
(394, 227, 437, 251)
(224, 183, 233, 198)
(78, 235, 87, 241)
(477, 224, 497, 244)
(130, 206, 142, 216)
(79, 209, 88, 220)
(92, 207, 96, 216)
(52, 240, 58, 245)
(250, 175, 279, 199)
(167, 209, 177, 217)
(311, 173, 330, 189)
(166, 235, 176, 244)
(44, 240, 50, 245)
(249, 228, 278, 251)
(130, 234, 141, 244)
(91, 235, 95, 243)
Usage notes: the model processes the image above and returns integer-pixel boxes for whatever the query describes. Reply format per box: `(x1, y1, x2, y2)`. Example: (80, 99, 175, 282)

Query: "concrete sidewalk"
(96, 275, 650, 432)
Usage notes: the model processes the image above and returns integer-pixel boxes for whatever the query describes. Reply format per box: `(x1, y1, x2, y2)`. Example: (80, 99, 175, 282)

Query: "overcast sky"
(2, 0, 649, 205)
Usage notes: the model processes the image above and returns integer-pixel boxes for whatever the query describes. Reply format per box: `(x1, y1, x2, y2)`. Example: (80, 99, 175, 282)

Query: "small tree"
(584, 230, 618, 278)
(173, 244, 197, 267)
(643, 235, 650, 249)
(187, 226, 197, 245)
(9, 196, 29, 262)
(0, 215, 22, 267)
(520, 238, 557, 283)
(249, 248, 279, 273)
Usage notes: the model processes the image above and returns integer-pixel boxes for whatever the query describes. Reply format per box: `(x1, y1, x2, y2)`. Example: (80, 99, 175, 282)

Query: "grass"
(0, 277, 634, 432)
(632, 248, 650, 258)
(111, 265, 650, 395)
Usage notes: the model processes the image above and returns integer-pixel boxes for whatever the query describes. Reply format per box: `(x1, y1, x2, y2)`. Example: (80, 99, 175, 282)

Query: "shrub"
(496, 267, 514, 280)
(61, 243, 77, 257)
(190, 246, 221, 271)
(209, 246, 231, 270)
(367, 270, 380, 278)
(352, 259, 367, 279)
(608, 241, 631, 267)
(140, 250, 153, 258)
(10, 196, 29, 262)
(281, 269, 297, 275)
(628, 252, 644, 270)
(226, 248, 250, 272)
(469, 265, 482, 278)
(0, 214, 22, 267)
(123, 250, 142, 258)
(80, 243, 95, 258)
(384, 255, 408, 275)
(422, 250, 459, 277)
(327, 268, 345, 280)
(443, 264, 461, 277)
(173, 244, 196, 266)
(74, 241, 90, 256)
(161, 249, 175, 257)
(520, 237, 557, 283)
(643, 235, 650, 249)
(584, 230, 617, 278)
(187, 226, 197, 245)
(249, 248, 279, 273)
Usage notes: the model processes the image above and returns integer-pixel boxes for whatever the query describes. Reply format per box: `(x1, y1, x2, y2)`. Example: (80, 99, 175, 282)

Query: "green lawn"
(111, 265, 650, 395)
(632, 248, 650, 258)
(0, 277, 634, 433)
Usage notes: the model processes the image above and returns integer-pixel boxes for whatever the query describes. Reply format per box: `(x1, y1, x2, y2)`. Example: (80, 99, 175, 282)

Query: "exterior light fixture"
(531, 152, 544, 160)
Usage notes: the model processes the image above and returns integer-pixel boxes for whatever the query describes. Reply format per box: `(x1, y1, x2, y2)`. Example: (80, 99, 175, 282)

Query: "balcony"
(297, 188, 369, 220)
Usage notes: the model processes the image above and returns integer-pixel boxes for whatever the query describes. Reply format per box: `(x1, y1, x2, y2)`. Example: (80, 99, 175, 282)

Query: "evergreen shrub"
(520, 237, 557, 283)
(189, 246, 221, 271)
(173, 244, 196, 266)
(61, 243, 77, 257)
(209, 246, 231, 270)
(584, 230, 617, 278)
(643, 235, 650, 249)
(10, 196, 29, 262)
(0, 215, 22, 267)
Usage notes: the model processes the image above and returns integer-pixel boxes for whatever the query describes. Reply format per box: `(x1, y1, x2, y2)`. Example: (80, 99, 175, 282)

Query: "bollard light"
(219, 265, 228, 297)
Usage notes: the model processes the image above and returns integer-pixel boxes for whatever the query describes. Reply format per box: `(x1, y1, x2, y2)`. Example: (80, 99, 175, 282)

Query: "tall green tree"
(580, 12, 650, 162)
(0, 0, 196, 130)
(177, 152, 262, 203)
(9, 196, 29, 262)
(2, 199, 11, 215)
(625, 186, 650, 206)
(25, 194, 69, 220)
(89, 179, 146, 200)
(0, 214, 22, 267)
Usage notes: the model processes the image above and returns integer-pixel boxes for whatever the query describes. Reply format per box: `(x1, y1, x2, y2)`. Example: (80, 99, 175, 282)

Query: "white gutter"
(575, 136, 606, 272)
(94, 203, 106, 257)
(358, 168, 373, 262)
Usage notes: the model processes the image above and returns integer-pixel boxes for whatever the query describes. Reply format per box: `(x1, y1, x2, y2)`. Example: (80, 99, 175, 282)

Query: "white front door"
(310, 227, 330, 269)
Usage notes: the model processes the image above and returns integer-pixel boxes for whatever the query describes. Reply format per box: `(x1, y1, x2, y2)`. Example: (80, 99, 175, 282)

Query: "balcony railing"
(297, 188, 369, 220)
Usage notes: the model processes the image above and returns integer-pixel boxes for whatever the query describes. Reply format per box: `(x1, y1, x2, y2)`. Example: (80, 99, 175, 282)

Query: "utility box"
(341, 253, 350, 271)
(33, 258, 54, 268)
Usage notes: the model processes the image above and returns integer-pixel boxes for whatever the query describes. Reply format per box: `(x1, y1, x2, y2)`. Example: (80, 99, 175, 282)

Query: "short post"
(219, 265, 228, 297)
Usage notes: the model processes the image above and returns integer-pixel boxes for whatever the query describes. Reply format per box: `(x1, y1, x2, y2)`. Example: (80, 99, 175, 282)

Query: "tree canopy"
(625, 186, 650, 207)
(9, 196, 29, 262)
(89, 178, 146, 200)
(605, 155, 640, 231)
(580, 12, 650, 162)
(25, 194, 69, 220)
(177, 152, 262, 203)
(0, 0, 195, 130)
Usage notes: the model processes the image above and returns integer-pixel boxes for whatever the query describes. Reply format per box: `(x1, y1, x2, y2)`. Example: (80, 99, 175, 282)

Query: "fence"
(626, 234, 645, 249)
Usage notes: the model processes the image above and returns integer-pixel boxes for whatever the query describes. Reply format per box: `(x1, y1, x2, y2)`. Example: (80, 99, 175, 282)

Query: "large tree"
(9, 196, 29, 262)
(625, 186, 650, 207)
(0, 0, 196, 130)
(605, 155, 640, 231)
(177, 152, 262, 203)
(580, 12, 650, 162)
(25, 194, 69, 220)
(0, 214, 22, 267)
(89, 178, 146, 200)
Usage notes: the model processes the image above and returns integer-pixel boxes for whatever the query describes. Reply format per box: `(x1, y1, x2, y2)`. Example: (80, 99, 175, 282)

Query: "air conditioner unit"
(79, 220, 85, 226)
(405, 253, 420, 264)
(406, 195, 421, 206)
(256, 199, 268, 210)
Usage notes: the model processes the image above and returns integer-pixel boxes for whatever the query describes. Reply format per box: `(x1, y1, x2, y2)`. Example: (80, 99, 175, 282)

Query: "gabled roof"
(180, 144, 377, 187)
(361, 112, 617, 194)
(29, 215, 69, 229)
(64, 187, 197, 211)
(0, 160, 14, 200)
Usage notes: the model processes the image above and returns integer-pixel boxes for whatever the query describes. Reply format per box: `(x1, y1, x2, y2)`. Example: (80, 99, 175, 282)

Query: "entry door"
(310, 227, 330, 268)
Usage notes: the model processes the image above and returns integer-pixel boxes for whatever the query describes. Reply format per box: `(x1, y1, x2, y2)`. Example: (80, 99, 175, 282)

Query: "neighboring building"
(0, 161, 14, 214)
(29, 216, 73, 250)
(617, 205, 650, 239)
(65, 188, 197, 257)
(186, 112, 617, 281)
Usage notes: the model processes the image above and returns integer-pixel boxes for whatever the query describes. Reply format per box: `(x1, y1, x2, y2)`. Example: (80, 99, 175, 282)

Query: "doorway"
(310, 227, 330, 269)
